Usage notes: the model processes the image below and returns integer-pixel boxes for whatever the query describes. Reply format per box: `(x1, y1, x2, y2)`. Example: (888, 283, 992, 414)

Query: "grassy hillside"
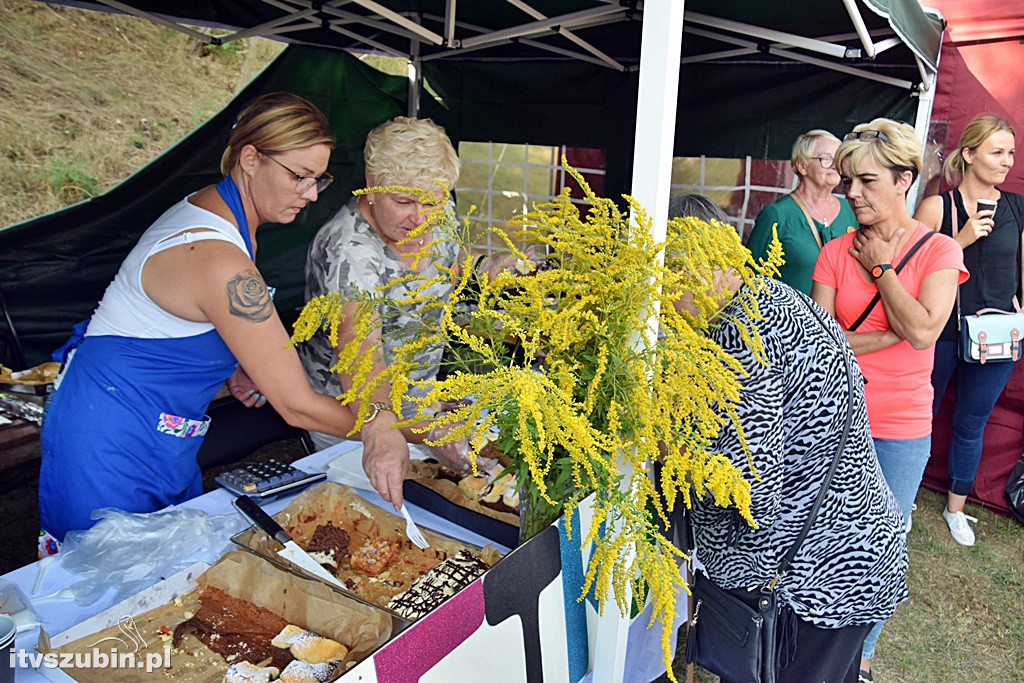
(0, 0, 282, 225)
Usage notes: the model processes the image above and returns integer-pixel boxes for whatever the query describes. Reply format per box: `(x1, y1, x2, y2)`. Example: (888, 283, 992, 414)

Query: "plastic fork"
(399, 504, 430, 549)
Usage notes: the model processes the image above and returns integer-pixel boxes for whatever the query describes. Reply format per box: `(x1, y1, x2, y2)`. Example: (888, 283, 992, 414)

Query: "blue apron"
(39, 178, 252, 540)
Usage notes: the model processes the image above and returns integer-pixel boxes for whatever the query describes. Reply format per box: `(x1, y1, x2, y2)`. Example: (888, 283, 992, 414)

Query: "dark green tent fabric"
(0, 46, 409, 365)
(422, 58, 918, 191)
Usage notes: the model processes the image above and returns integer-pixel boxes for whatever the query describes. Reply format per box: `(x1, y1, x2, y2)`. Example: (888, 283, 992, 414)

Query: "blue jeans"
(931, 340, 1016, 495)
(862, 434, 931, 660)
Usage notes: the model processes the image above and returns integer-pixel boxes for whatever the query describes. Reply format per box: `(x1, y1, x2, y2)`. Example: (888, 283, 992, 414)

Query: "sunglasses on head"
(844, 130, 891, 143)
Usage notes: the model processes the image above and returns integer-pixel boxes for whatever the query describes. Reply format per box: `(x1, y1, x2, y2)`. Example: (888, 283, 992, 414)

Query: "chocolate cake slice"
(172, 586, 293, 670)
(305, 522, 350, 570)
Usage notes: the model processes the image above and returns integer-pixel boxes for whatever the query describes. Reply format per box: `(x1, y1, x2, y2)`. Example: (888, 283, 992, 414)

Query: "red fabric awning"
(923, 0, 1024, 194)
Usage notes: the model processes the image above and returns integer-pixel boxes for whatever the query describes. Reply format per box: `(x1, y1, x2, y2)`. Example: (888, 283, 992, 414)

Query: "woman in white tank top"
(40, 93, 411, 544)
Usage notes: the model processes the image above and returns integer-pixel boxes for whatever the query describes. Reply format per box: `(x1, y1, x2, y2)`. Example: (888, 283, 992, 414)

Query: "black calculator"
(214, 459, 326, 499)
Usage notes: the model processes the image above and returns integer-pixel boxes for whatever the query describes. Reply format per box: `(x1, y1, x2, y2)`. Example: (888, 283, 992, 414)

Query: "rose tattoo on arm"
(226, 269, 274, 322)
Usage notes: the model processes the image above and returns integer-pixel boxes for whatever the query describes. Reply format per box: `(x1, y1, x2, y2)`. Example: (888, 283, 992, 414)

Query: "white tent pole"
(909, 55, 941, 212)
(590, 3, 684, 681)
(409, 48, 422, 117)
(630, 7, 684, 249)
(841, 0, 878, 58)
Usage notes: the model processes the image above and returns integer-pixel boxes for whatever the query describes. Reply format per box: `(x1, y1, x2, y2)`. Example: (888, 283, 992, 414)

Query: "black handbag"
(1005, 455, 1024, 525)
(684, 295, 855, 683)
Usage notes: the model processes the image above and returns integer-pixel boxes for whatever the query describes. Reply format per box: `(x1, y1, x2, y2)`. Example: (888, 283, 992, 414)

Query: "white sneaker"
(906, 503, 918, 534)
(942, 508, 978, 546)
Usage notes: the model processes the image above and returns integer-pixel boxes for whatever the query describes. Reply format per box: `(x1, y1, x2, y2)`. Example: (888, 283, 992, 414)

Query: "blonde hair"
(220, 92, 335, 176)
(791, 129, 840, 172)
(834, 118, 922, 191)
(364, 116, 460, 190)
(944, 114, 1016, 184)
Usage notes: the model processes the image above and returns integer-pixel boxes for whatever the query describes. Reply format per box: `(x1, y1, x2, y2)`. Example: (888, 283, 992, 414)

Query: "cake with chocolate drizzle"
(386, 549, 491, 620)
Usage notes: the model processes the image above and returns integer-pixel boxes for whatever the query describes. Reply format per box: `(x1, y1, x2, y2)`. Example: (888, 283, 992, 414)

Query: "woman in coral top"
(811, 118, 967, 682)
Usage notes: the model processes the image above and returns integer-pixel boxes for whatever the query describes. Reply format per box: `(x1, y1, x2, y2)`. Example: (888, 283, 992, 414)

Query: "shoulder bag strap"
(848, 230, 937, 331)
(789, 193, 824, 249)
(770, 294, 855, 587)
(949, 191, 963, 324)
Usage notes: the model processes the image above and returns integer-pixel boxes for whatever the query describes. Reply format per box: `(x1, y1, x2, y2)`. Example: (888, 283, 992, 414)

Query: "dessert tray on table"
(37, 550, 392, 683)
(402, 458, 521, 548)
(231, 482, 503, 623)
(0, 361, 59, 396)
(37, 483, 505, 682)
(325, 442, 521, 548)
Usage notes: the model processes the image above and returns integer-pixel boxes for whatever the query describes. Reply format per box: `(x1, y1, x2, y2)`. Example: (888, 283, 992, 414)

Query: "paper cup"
(977, 198, 998, 214)
(0, 614, 15, 683)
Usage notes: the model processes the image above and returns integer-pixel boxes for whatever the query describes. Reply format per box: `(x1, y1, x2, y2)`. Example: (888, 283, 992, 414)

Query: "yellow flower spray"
(290, 165, 782, 679)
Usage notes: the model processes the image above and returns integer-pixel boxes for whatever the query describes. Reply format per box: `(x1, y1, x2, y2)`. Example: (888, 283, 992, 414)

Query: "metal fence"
(456, 145, 802, 247)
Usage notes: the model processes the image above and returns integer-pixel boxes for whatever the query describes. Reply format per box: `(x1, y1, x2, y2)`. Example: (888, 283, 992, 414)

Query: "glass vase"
(517, 475, 565, 544)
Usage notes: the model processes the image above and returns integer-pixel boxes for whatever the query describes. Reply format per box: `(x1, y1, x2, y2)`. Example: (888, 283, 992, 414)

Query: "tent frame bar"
(327, 21, 408, 57)
(457, 4, 625, 49)
(225, 3, 321, 43)
(841, 0, 877, 58)
(504, 0, 624, 71)
(772, 44, 915, 89)
(350, 0, 445, 45)
(682, 25, 915, 90)
(94, 0, 211, 42)
(319, 4, 425, 43)
(444, 0, 457, 45)
(685, 11, 860, 60)
(417, 10, 624, 67)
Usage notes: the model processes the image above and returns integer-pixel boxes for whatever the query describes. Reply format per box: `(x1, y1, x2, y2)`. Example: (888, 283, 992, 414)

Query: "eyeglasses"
(810, 155, 835, 169)
(843, 130, 891, 143)
(258, 151, 333, 194)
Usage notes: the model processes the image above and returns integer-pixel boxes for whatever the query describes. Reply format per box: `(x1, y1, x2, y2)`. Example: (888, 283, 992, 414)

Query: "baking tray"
(230, 485, 498, 624)
(402, 478, 520, 548)
(37, 552, 396, 683)
(0, 380, 51, 395)
(229, 526, 412, 624)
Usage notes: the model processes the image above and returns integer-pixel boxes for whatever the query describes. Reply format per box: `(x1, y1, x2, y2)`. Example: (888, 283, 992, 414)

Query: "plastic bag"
(0, 580, 38, 633)
(425, 423, 474, 475)
(57, 506, 247, 605)
(1005, 455, 1024, 524)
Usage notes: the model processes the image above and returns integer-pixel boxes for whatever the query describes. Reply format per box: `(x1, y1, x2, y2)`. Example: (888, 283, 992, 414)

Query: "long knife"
(232, 495, 348, 591)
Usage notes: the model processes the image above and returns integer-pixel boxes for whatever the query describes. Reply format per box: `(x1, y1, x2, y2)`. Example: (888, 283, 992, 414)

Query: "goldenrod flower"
(290, 168, 778, 680)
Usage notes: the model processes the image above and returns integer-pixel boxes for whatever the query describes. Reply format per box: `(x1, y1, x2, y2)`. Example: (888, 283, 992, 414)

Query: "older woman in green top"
(747, 129, 858, 294)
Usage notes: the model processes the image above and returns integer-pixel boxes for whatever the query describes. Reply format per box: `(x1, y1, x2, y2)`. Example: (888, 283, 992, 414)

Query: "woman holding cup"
(914, 114, 1024, 546)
